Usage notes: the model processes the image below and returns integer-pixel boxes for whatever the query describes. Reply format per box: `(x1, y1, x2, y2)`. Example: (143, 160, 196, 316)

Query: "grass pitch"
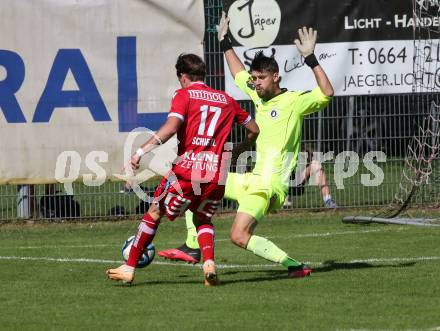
(0, 211, 439, 331)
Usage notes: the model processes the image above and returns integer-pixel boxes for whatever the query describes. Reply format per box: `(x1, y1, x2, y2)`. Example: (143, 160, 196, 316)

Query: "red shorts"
(153, 175, 225, 221)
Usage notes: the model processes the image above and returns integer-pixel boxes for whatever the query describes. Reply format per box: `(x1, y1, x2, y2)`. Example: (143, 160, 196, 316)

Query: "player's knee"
(229, 228, 249, 248)
(230, 234, 247, 248)
(194, 215, 213, 228)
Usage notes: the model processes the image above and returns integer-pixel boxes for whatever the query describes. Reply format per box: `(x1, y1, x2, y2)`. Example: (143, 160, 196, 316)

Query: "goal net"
(343, 0, 440, 226)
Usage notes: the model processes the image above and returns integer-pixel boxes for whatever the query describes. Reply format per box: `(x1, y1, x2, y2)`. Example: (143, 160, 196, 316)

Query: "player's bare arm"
(217, 11, 245, 78)
(294, 27, 334, 97)
(129, 116, 182, 170)
(232, 119, 259, 162)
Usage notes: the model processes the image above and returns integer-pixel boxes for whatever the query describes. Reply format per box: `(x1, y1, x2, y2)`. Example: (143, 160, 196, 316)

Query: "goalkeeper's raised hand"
(294, 27, 320, 69)
(216, 11, 233, 52)
(216, 11, 230, 42)
(294, 26, 317, 58)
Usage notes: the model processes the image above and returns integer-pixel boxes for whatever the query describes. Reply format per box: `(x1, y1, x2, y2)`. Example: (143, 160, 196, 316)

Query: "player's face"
(251, 70, 279, 101)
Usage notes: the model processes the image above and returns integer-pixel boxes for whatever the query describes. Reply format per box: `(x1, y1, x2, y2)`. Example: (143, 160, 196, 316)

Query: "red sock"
(126, 213, 159, 267)
(197, 223, 215, 262)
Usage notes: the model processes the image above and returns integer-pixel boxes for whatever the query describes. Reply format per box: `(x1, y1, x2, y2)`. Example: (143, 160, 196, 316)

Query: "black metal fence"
(0, 0, 436, 221)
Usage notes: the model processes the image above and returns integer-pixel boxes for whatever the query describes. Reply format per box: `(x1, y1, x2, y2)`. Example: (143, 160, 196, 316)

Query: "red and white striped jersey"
(168, 82, 251, 183)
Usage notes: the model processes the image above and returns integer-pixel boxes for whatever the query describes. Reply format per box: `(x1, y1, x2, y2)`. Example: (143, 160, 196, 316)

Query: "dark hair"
(250, 51, 279, 73)
(175, 53, 206, 81)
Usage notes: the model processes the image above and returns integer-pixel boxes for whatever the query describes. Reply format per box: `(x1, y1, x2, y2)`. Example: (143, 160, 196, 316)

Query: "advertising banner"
(224, 0, 440, 99)
(0, 0, 204, 184)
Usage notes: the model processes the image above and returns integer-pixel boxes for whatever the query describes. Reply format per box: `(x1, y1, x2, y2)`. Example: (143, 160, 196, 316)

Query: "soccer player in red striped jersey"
(106, 53, 259, 286)
(158, 14, 333, 278)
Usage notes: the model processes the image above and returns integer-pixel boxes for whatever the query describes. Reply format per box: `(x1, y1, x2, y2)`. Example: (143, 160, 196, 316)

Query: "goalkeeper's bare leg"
(230, 210, 312, 278)
(159, 211, 311, 278)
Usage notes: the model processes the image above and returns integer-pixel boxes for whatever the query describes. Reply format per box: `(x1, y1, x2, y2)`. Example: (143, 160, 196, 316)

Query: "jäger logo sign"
(228, 0, 281, 47)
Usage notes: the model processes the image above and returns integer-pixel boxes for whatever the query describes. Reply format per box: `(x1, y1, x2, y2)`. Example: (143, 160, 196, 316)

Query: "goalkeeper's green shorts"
(224, 172, 286, 221)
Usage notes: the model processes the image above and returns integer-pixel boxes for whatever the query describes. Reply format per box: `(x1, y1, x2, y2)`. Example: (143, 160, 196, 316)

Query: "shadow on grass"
(216, 260, 416, 285)
(312, 260, 416, 273)
(113, 261, 416, 287)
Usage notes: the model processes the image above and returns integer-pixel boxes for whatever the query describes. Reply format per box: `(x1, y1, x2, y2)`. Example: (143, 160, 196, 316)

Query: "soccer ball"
(121, 235, 155, 268)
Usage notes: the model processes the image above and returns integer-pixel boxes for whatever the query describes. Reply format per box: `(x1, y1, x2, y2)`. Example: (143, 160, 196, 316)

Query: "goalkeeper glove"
(216, 11, 232, 52)
(294, 27, 319, 68)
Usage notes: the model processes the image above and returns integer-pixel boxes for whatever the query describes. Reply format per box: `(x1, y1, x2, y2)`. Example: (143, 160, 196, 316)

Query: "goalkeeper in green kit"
(159, 13, 334, 277)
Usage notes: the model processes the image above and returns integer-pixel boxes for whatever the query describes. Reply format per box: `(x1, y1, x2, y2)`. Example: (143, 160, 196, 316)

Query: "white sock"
(323, 194, 331, 202)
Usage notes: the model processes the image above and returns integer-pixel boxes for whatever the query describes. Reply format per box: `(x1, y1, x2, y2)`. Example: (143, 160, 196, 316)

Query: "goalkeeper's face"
(251, 70, 280, 101)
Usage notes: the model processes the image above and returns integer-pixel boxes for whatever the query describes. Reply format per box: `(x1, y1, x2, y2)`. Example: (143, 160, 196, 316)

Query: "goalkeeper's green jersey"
(234, 70, 331, 192)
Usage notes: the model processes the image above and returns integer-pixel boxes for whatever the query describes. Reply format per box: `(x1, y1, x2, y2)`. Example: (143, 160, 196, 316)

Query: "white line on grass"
(350, 256, 440, 264)
(0, 256, 121, 264)
(1, 227, 409, 250)
(1, 255, 439, 269)
(14, 244, 116, 249)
